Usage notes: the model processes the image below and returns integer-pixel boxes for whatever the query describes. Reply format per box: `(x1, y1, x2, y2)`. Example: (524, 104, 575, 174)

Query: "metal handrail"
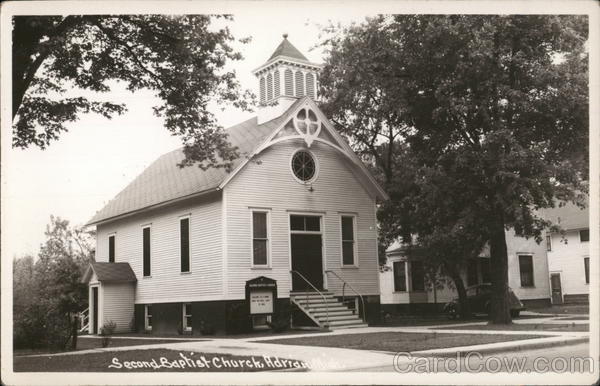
(79, 307, 89, 332)
(290, 270, 329, 326)
(325, 270, 367, 322)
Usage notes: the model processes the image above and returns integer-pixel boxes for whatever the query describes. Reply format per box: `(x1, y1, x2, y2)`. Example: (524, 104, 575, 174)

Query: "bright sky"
(2, 10, 367, 259)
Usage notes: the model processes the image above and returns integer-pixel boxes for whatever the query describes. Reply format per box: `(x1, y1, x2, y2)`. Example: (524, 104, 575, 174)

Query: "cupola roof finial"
(283, 33, 288, 39)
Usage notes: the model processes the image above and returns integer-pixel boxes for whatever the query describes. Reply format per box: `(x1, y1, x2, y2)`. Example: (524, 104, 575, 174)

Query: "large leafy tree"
(12, 15, 252, 170)
(13, 216, 95, 349)
(320, 15, 588, 323)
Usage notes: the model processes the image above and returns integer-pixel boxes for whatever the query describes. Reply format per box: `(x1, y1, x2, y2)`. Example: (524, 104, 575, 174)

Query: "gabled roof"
(82, 262, 137, 283)
(86, 105, 297, 226)
(268, 35, 308, 61)
(541, 200, 589, 231)
(87, 97, 388, 226)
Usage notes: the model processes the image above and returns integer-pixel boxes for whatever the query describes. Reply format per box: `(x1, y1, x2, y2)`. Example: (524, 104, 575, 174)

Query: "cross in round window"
(291, 150, 316, 182)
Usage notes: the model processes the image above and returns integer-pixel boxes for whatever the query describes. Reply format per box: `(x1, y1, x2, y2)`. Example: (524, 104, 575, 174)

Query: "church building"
(82, 35, 388, 335)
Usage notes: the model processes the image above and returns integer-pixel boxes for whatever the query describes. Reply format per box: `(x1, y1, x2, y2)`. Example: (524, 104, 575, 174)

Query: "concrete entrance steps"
(291, 291, 368, 330)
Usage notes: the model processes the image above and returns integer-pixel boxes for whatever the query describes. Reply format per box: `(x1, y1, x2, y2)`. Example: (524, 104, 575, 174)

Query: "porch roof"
(82, 262, 137, 283)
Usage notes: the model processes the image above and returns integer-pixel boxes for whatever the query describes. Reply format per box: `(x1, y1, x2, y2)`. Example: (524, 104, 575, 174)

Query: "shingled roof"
(540, 200, 589, 231)
(87, 102, 301, 226)
(82, 262, 137, 283)
(268, 35, 308, 61)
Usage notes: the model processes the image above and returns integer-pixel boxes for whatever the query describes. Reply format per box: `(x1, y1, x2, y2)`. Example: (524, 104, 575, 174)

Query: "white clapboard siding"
(380, 229, 552, 305)
(505, 228, 551, 300)
(96, 194, 223, 304)
(547, 230, 590, 296)
(102, 283, 135, 333)
(225, 139, 379, 299)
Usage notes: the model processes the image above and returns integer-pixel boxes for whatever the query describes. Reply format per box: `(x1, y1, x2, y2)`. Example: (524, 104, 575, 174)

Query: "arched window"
(274, 70, 281, 98)
(267, 73, 273, 101)
(259, 76, 266, 104)
(284, 69, 293, 96)
(295, 71, 305, 97)
(306, 73, 315, 99)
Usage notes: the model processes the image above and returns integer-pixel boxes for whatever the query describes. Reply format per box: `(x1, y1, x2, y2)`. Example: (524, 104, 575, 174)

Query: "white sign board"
(250, 290, 273, 314)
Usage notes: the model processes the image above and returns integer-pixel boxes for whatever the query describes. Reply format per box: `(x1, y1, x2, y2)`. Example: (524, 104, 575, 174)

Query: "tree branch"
(86, 17, 166, 90)
(13, 16, 79, 119)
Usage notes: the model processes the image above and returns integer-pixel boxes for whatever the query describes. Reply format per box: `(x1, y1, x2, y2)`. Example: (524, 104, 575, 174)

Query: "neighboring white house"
(542, 202, 590, 304)
(83, 36, 387, 335)
(380, 229, 552, 314)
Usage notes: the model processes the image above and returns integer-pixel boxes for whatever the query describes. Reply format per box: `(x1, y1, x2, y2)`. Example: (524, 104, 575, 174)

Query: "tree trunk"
(448, 265, 470, 319)
(71, 314, 78, 350)
(489, 213, 512, 324)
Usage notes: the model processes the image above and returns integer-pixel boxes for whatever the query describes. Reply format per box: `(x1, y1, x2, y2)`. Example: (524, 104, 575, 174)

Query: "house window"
(467, 259, 478, 286)
(108, 234, 115, 263)
(145, 305, 152, 331)
(180, 217, 190, 273)
(584, 257, 589, 284)
(290, 215, 320, 232)
(341, 215, 356, 266)
(546, 235, 552, 251)
(182, 303, 192, 332)
(518, 255, 534, 287)
(480, 258, 491, 284)
(393, 261, 407, 292)
(411, 261, 425, 291)
(580, 229, 589, 242)
(252, 211, 269, 266)
(143, 226, 151, 277)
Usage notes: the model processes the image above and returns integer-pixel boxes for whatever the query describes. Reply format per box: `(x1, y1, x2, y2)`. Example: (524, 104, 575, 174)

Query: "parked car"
(443, 283, 525, 319)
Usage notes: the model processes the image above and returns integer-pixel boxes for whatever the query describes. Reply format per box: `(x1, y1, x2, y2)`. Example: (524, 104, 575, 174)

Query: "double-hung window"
(518, 254, 534, 287)
(584, 257, 590, 284)
(182, 303, 192, 332)
(341, 215, 357, 266)
(108, 234, 115, 263)
(145, 305, 152, 331)
(180, 216, 190, 273)
(393, 261, 407, 292)
(252, 211, 270, 267)
(143, 225, 151, 277)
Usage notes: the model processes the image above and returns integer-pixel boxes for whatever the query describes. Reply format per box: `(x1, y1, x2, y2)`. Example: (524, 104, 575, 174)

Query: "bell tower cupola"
(253, 34, 322, 124)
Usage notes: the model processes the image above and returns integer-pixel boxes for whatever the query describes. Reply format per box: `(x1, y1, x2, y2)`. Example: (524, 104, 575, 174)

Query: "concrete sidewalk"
(20, 313, 588, 372)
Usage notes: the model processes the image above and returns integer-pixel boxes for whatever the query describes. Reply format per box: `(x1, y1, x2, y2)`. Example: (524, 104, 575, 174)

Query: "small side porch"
(81, 262, 137, 334)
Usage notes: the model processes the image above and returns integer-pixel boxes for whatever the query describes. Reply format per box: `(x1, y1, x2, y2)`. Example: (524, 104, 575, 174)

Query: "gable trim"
(219, 97, 389, 201)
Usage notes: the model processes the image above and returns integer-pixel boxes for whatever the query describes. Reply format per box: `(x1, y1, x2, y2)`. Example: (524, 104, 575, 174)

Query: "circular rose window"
(291, 150, 316, 182)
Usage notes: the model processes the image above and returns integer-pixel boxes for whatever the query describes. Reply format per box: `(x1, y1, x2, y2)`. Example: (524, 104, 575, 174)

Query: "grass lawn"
(374, 314, 541, 328)
(260, 332, 544, 352)
(438, 323, 589, 332)
(14, 338, 200, 357)
(529, 304, 589, 315)
(14, 349, 305, 372)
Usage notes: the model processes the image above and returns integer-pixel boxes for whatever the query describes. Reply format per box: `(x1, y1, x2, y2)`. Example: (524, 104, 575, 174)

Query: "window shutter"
(267, 73, 273, 101)
(274, 70, 281, 98)
(284, 69, 293, 96)
(295, 71, 304, 97)
(306, 72, 315, 99)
